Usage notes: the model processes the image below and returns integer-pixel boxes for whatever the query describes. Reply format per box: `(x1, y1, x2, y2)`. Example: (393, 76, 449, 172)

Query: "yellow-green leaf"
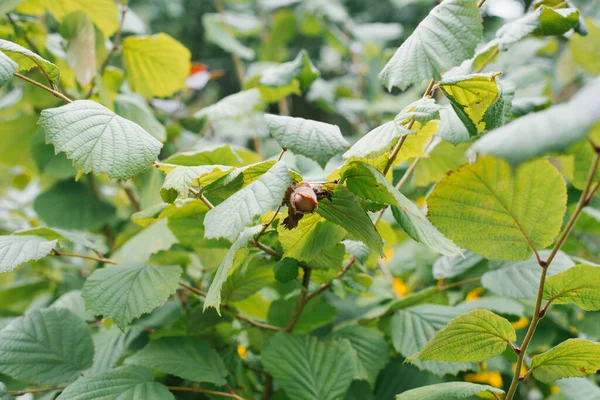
(570, 19, 600, 75)
(0, 39, 60, 85)
(543, 264, 600, 311)
(530, 339, 600, 383)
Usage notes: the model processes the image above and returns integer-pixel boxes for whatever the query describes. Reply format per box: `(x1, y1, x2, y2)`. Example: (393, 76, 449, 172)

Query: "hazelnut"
(292, 186, 318, 213)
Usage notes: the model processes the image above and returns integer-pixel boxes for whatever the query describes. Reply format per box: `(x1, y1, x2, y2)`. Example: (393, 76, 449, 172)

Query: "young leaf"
(543, 264, 600, 311)
(0, 51, 17, 87)
(316, 185, 383, 252)
(379, 0, 483, 91)
(194, 89, 261, 120)
(14, 226, 107, 253)
(262, 332, 355, 400)
(0, 235, 57, 273)
(341, 161, 460, 256)
(82, 263, 182, 329)
(112, 219, 179, 263)
(39, 100, 163, 181)
(530, 339, 600, 383)
(125, 337, 228, 385)
(203, 225, 261, 313)
(0, 39, 60, 85)
(427, 157, 567, 261)
(0, 308, 94, 385)
(56, 366, 174, 400)
(265, 114, 348, 168)
(122, 33, 191, 97)
(412, 309, 516, 362)
(395, 382, 505, 400)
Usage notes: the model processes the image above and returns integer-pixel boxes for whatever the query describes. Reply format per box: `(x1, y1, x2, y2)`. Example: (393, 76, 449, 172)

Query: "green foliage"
(530, 339, 600, 383)
(0, 235, 57, 273)
(395, 382, 505, 400)
(543, 264, 600, 310)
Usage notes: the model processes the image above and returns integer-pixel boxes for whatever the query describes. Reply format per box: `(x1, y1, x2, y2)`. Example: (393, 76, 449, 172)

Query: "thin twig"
(6, 13, 42, 55)
(213, 0, 245, 85)
(168, 386, 246, 400)
(122, 182, 141, 212)
(14, 72, 72, 103)
(52, 249, 117, 264)
(8, 387, 66, 396)
(284, 267, 313, 332)
(277, 149, 286, 161)
(306, 257, 357, 301)
(250, 239, 282, 258)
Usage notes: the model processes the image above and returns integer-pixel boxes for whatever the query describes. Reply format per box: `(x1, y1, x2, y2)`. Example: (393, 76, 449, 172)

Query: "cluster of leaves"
(0, 0, 599, 400)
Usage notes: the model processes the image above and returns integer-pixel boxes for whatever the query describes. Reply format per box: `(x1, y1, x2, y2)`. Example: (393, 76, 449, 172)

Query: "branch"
(306, 257, 357, 302)
(14, 72, 72, 104)
(284, 267, 313, 332)
(213, 0, 245, 85)
(8, 387, 65, 396)
(6, 13, 42, 55)
(52, 249, 117, 264)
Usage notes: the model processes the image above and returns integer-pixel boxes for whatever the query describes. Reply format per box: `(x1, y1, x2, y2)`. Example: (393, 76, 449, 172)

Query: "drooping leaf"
(15, 226, 108, 254)
(379, 0, 483, 91)
(316, 184, 383, 252)
(543, 264, 600, 311)
(259, 49, 320, 101)
(412, 309, 516, 362)
(341, 162, 460, 256)
(115, 94, 166, 142)
(204, 161, 291, 241)
(0, 308, 94, 385)
(0, 235, 57, 273)
(265, 114, 348, 168)
(56, 366, 174, 400)
(194, 89, 261, 120)
(122, 33, 191, 97)
(0, 51, 17, 88)
(395, 382, 505, 400)
(427, 157, 567, 261)
(202, 13, 255, 60)
(262, 332, 355, 400)
(0, 39, 60, 85)
(530, 339, 600, 383)
(64, 11, 96, 87)
(438, 105, 471, 145)
(82, 263, 182, 329)
(40, 100, 163, 180)
(125, 337, 228, 385)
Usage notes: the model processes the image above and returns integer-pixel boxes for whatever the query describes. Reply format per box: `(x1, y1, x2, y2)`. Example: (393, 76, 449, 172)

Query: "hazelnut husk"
(283, 182, 319, 229)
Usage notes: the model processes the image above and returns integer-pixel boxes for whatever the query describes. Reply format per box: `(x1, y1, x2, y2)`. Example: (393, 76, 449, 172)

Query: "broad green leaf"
(267, 296, 337, 333)
(277, 213, 346, 263)
(0, 51, 17, 87)
(194, 89, 261, 120)
(160, 165, 233, 202)
(64, 11, 96, 87)
(56, 366, 174, 400)
(379, 0, 483, 91)
(391, 305, 475, 376)
(433, 250, 484, 279)
(341, 162, 460, 256)
(570, 19, 600, 75)
(455, 297, 525, 316)
(122, 33, 191, 97)
(530, 339, 600, 383)
(0, 114, 38, 170)
(438, 105, 471, 145)
(543, 264, 600, 311)
(15, 226, 108, 254)
(82, 263, 182, 329)
(428, 157, 567, 261)
(570, 131, 600, 191)
(202, 13, 255, 60)
(34, 180, 116, 230)
(330, 326, 389, 387)
(40, 100, 163, 180)
(115, 94, 166, 142)
(0, 235, 57, 273)
(262, 332, 355, 400)
(112, 219, 178, 263)
(0, 308, 93, 385)
(203, 225, 261, 313)
(258, 50, 320, 101)
(414, 142, 470, 187)
(395, 382, 505, 400)
(164, 142, 255, 167)
(222, 256, 275, 302)
(439, 73, 501, 135)
(0, 0, 21, 14)
(412, 309, 516, 362)
(557, 377, 600, 400)
(482, 250, 574, 299)
(0, 39, 60, 85)
(50, 290, 95, 322)
(125, 337, 228, 385)
(497, 6, 580, 48)
(265, 114, 348, 168)
(89, 326, 141, 376)
(343, 98, 439, 159)
(316, 184, 383, 251)
(204, 161, 291, 241)
(469, 78, 600, 166)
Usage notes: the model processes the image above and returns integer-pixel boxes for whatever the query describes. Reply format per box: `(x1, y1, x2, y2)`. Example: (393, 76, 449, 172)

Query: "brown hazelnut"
(292, 186, 318, 213)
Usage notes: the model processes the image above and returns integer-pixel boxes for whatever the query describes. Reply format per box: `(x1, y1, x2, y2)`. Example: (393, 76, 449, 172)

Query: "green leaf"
(222, 256, 275, 302)
(330, 326, 389, 387)
(557, 377, 600, 400)
(56, 366, 174, 400)
(160, 165, 233, 202)
(259, 49, 320, 100)
(414, 142, 470, 188)
(82, 263, 182, 329)
(122, 33, 191, 98)
(0, 39, 60, 85)
(115, 94, 166, 142)
(204, 161, 291, 241)
(469, 78, 600, 166)
(391, 305, 475, 376)
(412, 309, 516, 362)
(0, 235, 57, 273)
(395, 382, 505, 400)
(543, 264, 600, 311)
(262, 332, 355, 400)
(112, 219, 178, 263)
(0, 51, 17, 87)
(163, 142, 255, 167)
(0, 308, 93, 385)
(194, 89, 261, 120)
(267, 296, 337, 333)
(433, 250, 483, 279)
(427, 157, 567, 261)
(125, 337, 228, 385)
(204, 225, 261, 313)
(202, 13, 255, 60)
(570, 19, 600, 75)
(497, 6, 580, 48)
(15, 226, 107, 253)
(438, 105, 471, 145)
(89, 326, 141, 376)
(316, 184, 383, 252)
(341, 162, 460, 256)
(379, 0, 483, 91)
(277, 213, 346, 263)
(40, 100, 163, 181)
(265, 114, 348, 168)
(530, 339, 600, 383)
(33, 180, 116, 231)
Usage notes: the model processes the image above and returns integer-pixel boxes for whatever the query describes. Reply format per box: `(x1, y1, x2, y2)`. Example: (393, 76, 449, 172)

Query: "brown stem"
(14, 72, 72, 103)
(306, 257, 357, 302)
(52, 249, 117, 264)
(8, 387, 65, 396)
(168, 386, 245, 400)
(213, 0, 245, 85)
(276, 149, 286, 161)
(284, 267, 312, 332)
(250, 239, 282, 258)
(122, 182, 141, 212)
(261, 375, 274, 400)
(6, 13, 42, 55)
(278, 97, 290, 116)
